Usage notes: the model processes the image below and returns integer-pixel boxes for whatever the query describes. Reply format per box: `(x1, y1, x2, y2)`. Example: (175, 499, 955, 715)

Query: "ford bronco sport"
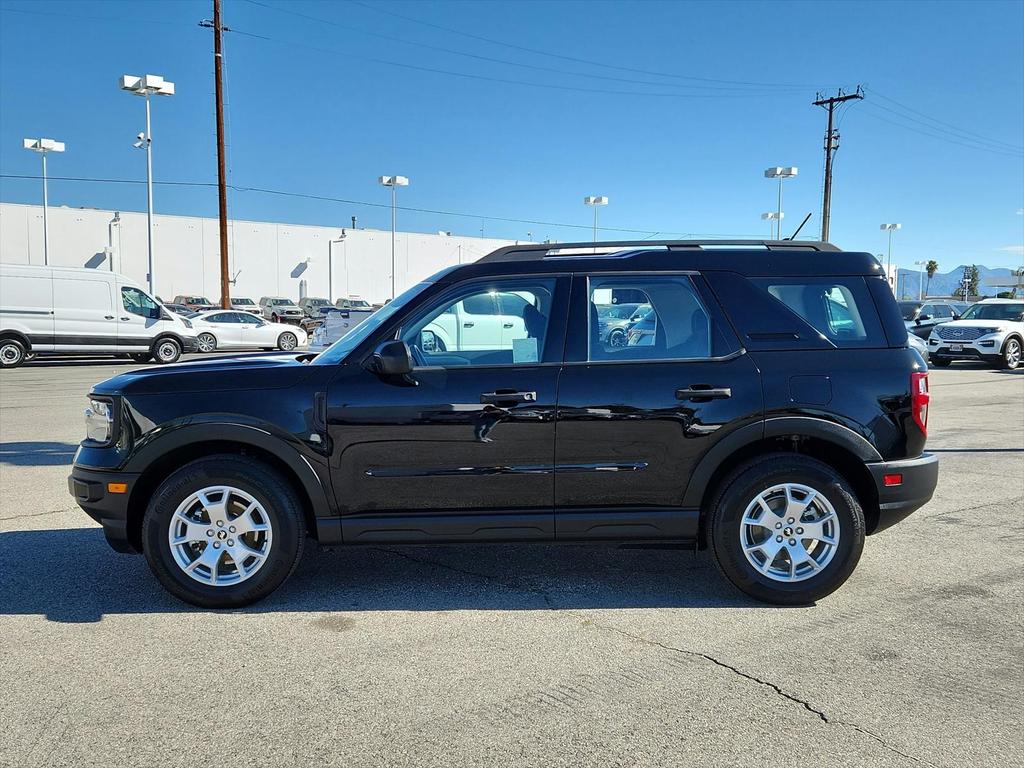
(69, 240, 938, 608)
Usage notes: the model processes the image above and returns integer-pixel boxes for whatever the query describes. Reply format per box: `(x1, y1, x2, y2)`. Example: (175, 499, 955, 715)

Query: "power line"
(349, 0, 825, 90)
(856, 104, 1024, 158)
(229, 28, 775, 100)
(240, 0, 797, 94)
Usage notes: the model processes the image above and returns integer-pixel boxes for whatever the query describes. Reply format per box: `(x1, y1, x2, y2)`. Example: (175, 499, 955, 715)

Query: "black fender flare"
(0, 329, 32, 350)
(124, 421, 334, 519)
(681, 416, 882, 507)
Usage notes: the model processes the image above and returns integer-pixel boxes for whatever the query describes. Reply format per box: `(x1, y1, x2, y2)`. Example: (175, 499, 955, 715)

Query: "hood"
(92, 353, 316, 396)
(932, 319, 1016, 330)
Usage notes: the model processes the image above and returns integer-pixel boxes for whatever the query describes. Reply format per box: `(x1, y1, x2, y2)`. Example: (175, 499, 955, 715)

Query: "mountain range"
(893, 265, 1017, 298)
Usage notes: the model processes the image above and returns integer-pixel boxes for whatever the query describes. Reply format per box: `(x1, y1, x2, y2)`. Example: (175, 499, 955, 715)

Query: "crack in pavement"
(0, 506, 77, 523)
(372, 546, 939, 767)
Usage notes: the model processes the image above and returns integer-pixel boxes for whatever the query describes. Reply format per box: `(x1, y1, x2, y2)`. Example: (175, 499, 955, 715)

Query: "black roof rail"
(476, 239, 841, 263)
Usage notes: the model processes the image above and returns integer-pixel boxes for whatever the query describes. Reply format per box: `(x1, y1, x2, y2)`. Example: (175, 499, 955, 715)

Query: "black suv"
(69, 240, 938, 608)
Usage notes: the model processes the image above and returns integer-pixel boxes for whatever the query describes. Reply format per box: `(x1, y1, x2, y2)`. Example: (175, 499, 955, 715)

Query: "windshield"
(313, 282, 430, 365)
(959, 302, 1024, 321)
(307, 298, 329, 306)
(898, 301, 922, 320)
(234, 298, 254, 305)
(272, 299, 296, 306)
(192, 297, 212, 305)
(599, 303, 638, 320)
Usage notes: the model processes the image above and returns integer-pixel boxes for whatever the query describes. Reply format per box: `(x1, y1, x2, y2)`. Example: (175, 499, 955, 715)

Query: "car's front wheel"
(0, 339, 28, 368)
(708, 453, 865, 605)
(1000, 337, 1021, 370)
(197, 333, 217, 353)
(142, 455, 306, 608)
(608, 328, 627, 347)
(277, 332, 298, 351)
(152, 337, 182, 364)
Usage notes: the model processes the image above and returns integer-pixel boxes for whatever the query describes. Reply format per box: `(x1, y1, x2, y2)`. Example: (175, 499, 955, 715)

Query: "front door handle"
(480, 390, 537, 405)
(502, 322, 514, 328)
(463, 322, 475, 328)
(676, 386, 732, 401)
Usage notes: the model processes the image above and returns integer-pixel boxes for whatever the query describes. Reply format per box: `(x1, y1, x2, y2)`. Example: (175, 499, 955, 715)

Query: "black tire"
(708, 453, 865, 605)
(272, 313, 281, 324)
(151, 337, 182, 364)
(930, 356, 951, 367)
(608, 328, 627, 348)
(1000, 336, 1021, 370)
(129, 353, 152, 363)
(142, 455, 306, 608)
(197, 332, 218, 353)
(277, 331, 298, 351)
(0, 339, 27, 368)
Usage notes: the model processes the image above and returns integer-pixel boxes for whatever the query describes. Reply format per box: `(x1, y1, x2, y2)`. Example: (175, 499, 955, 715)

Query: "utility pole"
(813, 86, 863, 242)
(202, 1, 231, 308)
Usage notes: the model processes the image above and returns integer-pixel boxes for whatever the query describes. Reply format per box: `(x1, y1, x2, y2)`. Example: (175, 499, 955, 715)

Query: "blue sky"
(1, 0, 1022, 270)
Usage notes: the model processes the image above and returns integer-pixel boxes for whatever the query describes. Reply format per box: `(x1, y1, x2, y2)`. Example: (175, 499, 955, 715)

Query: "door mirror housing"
(916, 314, 930, 323)
(367, 339, 413, 377)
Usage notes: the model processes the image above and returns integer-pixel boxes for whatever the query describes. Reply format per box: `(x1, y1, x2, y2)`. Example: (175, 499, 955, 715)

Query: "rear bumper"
(68, 467, 139, 553)
(865, 452, 939, 534)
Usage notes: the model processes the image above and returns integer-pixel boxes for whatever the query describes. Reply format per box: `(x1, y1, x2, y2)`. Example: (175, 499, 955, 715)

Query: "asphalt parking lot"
(1, 355, 1022, 768)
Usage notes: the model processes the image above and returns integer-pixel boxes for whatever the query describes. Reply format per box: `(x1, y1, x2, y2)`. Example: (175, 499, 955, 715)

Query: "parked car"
(69, 239, 937, 609)
(898, 300, 962, 339)
(1, 264, 198, 367)
(231, 297, 261, 315)
(307, 309, 367, 352)
(259, 296, 304, 324)
(336, 296, 374, 311)
(172, 295, 216, 312)
(927, 298, 1024, 369)
(625, 306, 656, 346)
(163, 303, 194, 317)
(907, 331, 929, 361)
(190, 310, 307, 352)
(596, 302, 646, 347)
(298, 297, 333, 318)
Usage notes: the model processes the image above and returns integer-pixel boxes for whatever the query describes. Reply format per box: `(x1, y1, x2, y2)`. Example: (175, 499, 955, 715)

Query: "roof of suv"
(472, 239, 884, 278)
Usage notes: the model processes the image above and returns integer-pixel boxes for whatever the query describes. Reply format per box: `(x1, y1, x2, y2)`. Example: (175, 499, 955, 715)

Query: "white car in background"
(190, 310, 307, 352)
(927, 298, 1024, 369)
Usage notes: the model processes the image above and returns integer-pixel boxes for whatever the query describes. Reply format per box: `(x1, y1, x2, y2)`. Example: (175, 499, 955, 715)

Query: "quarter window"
(588, 275, 718, 361)
(757, 279, 876, 343)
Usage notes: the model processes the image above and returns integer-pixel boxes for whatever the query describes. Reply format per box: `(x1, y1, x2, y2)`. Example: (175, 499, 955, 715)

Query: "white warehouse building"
(0, 202, 520, 304)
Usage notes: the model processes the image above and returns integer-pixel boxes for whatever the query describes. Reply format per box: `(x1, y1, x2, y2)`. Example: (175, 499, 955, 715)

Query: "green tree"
(925, 260, 939, 296)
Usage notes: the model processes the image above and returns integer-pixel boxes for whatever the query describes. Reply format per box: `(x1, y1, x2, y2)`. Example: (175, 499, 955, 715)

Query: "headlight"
(84, 398, 114, 443)
(978, 327, 1002, 335)
(182, 318, 193, 329)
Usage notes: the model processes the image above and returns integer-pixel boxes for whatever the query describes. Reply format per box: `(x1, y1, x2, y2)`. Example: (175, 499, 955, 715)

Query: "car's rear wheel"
(277, 332, 298, 351)
(708, 453, 865, 605)
(1000, 337, 1021, 370)
(197, 333, 217, 353)
(142, 455, 305, 608)
(930, 356, 951, 367)
(152, 337, 182, 364)
(0, 339, 27, 368)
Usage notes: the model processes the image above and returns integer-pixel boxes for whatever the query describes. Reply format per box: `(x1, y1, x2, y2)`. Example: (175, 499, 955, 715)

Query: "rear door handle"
(502, 322, 514, 328)
(104, 315, 115, 320)
(480, 390, 537, 405)
(676, 386, 732, 401)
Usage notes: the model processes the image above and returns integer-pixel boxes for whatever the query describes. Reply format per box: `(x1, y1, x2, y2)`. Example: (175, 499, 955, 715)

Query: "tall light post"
(328, 230, 347, 304)
(761, 211, 783, 238)
(764, 167, 797, 239)
(378, 175, 409, 300)
(584, 196, 609, 244)
(121, 74, 175, 295)
(22, 138, 65, 265)
(880, 223, 902, 292)
(914, 259, 927, 301)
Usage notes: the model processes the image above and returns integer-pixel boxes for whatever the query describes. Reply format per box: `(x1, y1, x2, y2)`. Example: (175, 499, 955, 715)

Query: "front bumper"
(68, 467, 139, 553)
(928, 338, 1001, 362)
(865, 452, 938, 533)
(180, 336, 200, 353)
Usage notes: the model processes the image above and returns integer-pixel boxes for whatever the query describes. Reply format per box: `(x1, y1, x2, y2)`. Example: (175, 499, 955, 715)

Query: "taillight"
(911, 371, 929, 435)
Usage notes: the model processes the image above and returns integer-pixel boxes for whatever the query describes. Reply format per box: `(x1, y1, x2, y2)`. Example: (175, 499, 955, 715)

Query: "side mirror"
(917, 314, 930, 322)
(951, 313, 960, 320)
(420, 329, 439, 352)
(367, 339, 413, 377)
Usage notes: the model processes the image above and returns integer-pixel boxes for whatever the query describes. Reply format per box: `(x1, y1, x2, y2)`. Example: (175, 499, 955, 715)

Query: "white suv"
(927, 298, 1024, 369)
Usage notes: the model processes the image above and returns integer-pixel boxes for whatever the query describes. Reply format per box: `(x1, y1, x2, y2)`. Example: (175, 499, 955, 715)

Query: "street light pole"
(583, 196, 609, 250)
(764, 167, 797, 239)
(22, 138, 65, 265)
(121, 74, 174, 296)
(378, 175, 409, 300)
(880, 223, 902, 292)
(914, 259, 927, 301)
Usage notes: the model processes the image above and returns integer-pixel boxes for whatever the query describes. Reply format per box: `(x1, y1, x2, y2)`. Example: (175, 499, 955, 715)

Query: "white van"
(0, 264, 199, 368)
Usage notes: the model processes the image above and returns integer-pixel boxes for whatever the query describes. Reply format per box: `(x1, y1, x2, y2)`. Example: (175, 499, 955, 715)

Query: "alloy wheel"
(739, 483, 841, 582)
(197, 333, 217, 353)
(1006, 339, 1021, 369)
(168, 485, 274, 586)
(279, 332, 297, 351)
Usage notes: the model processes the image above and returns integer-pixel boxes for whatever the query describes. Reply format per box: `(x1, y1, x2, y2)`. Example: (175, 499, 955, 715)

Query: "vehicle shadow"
(0, 527, 757, 622)
(0, 441, 78, 466)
